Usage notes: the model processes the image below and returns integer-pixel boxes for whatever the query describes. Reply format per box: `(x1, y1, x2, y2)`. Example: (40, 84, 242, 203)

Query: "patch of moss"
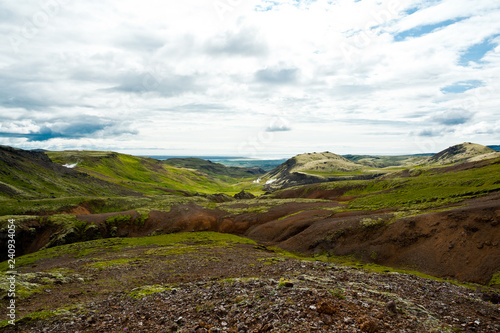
(360, 217, 386, 229)
(86, 258, 139, 269)
(489, 271, 500, 286)
(128, 285, 172, 299)
(0, 232, 256, 272)
(328, 288, 346, 300)
(0, 270, 84, 299)
(277, 277, 292, 288)
(105, 214, 132, 226)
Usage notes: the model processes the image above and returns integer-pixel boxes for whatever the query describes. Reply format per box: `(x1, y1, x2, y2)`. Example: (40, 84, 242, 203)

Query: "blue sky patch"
(394, 18, 467, 41)
(404, 6, 420, 15)
(459, 35, 499, 66)
(440, 80, 483, 94)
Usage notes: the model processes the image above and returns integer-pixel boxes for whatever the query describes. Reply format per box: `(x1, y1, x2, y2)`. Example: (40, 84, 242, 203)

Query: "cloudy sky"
(1, 0, 499, 157)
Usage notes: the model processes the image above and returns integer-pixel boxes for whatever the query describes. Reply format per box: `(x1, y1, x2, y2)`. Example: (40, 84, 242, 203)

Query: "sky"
(0, 0, 500, 158)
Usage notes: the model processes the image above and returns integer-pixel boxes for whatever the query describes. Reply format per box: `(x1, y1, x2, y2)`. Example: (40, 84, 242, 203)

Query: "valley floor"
(1, 233, 499, 332)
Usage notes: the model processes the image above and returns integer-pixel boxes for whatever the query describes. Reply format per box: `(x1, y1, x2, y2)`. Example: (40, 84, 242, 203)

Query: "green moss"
(0, 270, 83, 299)
(0, 232, 257, 271)
(360, 217, 386, 229)
(128, 285, 172, 299)
(105, 214, 132, 226)
(278, 277, 292, 287)
(489, 271, 500, 286)
(86, 258, 138, 269)
(328, 288, 346, 300)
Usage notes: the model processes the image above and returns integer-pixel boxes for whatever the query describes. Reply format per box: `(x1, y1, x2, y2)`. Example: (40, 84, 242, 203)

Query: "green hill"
(163, 157, 265, 179)
(47, 151, 256, 195)
(0, 146, 139, 199)
(428, 142, 499, 165)
(343, 154, 430, 168)
(263, 152, 380, 190)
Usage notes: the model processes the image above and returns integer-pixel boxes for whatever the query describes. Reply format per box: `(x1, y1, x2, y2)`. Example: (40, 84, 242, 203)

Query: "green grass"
(47, 151, 259, 195)
(312, 158, 500, 211)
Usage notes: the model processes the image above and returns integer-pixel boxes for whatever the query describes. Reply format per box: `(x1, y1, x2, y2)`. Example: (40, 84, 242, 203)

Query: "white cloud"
(0, 0, 499, 156)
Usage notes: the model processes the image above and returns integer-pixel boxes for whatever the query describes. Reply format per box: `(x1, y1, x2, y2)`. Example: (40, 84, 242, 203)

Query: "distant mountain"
(0, 146, 140, 199)
(428, 142, 499, 165)
(263, 152, 381, 190)
(163, 157, 266, 178)
(488, 145, 500, 151)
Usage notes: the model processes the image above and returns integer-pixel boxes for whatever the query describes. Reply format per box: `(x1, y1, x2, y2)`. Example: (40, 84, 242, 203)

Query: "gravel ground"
(6, 259, 500, 333)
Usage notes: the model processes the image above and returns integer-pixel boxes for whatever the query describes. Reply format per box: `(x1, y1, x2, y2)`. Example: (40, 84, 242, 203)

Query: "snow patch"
(63, 163, 78, 168)
(265, 178, 277, 185)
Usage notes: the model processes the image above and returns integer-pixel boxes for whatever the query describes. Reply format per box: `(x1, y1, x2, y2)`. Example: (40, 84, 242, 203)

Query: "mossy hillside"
(0, 232, 257, 272)
(343, 154, 430, 168)
(215, 198, 332, 215)
(163, 157, 265, 179)
(47, 151, 258, 195)
(294, 158, 500, 211)
(0, 194, 215, 216)
(0, 151, 137, 200)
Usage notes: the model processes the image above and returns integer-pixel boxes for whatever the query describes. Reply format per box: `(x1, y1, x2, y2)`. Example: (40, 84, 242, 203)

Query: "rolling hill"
(1, 142, 499, 330)
(163, 157, 265, 178)
(47, 151, 257, 195)
(263, 152, 383, 190)
(427, 142, 499, 165)
(0, 146, 140, 199)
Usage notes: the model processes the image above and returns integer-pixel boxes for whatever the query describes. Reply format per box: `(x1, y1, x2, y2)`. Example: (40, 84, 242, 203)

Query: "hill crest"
(428, 142, 498, 165)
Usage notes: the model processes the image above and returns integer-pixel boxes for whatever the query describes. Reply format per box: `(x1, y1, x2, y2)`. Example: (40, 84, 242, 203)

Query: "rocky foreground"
(6, 257, 500, 333)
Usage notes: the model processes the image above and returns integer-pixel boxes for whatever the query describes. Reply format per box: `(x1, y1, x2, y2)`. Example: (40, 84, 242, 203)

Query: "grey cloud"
(0, 117, 137, 142)
(255, 67, 299, 84)
(417, 128, 441, 137)
(206, 28, 268, 56)
(107, 72, 201, 97)
(416, 127, 455, 137)
(165, 103, 230, 113)
(432, 109, 474, 125)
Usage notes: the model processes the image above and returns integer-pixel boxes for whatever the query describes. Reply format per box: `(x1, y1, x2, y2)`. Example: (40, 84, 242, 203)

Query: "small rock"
(317, 299, 337, 315)
(386, 300, 397, 314)
(359, 315, 379, 333)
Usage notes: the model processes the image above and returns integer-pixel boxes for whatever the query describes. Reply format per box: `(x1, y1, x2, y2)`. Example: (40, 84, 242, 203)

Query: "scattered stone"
(481, 292, 500, 304)
(317, 299, 337, 315)
(386, 300, 397, 314)
(359, 315, 379, 332)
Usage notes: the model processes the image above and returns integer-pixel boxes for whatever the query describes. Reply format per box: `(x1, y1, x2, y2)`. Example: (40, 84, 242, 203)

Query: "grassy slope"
(427, 142, 499, 165)
(277, 157, 500, 211)
(343, 154, 430, 168)
(163, 157, 265, 179)
(47, 151, 261, 196)
(0, 148, 138, 200)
